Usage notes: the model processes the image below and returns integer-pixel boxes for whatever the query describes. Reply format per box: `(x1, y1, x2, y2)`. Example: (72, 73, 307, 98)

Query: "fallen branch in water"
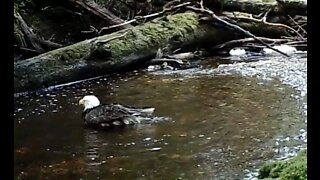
(288, 15, 307, 36)
(146, 58, 196, 70)
(148, 58, 184, 65)
(212, 37, 290, 51)
(234, 13, 305, 40)
(186, 5, 290, 57)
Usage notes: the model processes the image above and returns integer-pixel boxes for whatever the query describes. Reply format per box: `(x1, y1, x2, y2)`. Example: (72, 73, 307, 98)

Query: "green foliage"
(14, 0, 34, 11)
(258, 150, 307, 180)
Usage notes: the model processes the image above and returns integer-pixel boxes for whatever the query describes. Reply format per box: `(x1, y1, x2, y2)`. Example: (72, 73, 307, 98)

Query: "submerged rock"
(229, 48, 246, 56)
(262, 45, 297, 55)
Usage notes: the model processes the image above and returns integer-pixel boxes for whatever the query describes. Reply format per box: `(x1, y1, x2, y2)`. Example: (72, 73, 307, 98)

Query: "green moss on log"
(93, 12, 212, 62)
(14, 12, 234, 92)
(14, 12, 225, 91)
(14, 9, 294, 93)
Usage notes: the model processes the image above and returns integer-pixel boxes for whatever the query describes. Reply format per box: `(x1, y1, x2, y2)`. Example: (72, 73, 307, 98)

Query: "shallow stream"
(14, 53, 307, 180)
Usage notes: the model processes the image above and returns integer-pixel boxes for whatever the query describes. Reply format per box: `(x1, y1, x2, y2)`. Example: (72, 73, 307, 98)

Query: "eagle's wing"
(112, 104, 155, 116)
(84, 105, 133, 126)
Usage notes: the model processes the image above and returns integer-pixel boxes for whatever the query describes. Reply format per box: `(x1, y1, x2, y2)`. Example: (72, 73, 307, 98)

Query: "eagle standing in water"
(78, 95, 155, 128)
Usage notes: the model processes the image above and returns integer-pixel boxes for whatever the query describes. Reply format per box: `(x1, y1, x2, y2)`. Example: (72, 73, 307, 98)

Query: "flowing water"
(14, 53, 307, 180)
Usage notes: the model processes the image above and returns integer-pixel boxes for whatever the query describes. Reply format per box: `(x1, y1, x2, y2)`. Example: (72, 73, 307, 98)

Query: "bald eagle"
(78, 95, 155, 128)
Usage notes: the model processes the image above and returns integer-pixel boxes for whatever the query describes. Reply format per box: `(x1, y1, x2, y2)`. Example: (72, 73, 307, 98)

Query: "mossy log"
(223, 0, 307, 16)
(14, 11, 290, 93)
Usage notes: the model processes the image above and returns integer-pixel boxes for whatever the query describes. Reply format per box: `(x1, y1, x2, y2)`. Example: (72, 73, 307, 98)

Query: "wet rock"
(148, 147, 162, 151)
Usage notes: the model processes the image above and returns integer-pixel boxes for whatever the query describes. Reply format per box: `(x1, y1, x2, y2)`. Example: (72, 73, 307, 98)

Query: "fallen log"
(14, 12, 221, 92)
(14, 11, 293, 93)
(148, 0, 307, 16)
(222, 0, 307, 16)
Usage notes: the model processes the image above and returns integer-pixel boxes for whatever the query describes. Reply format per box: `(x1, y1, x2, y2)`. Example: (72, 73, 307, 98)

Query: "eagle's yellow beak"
(79, 99, 84, 105)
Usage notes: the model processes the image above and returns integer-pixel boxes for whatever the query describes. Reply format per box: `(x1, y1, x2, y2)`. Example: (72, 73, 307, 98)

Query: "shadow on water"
(14, 56, 306, 179)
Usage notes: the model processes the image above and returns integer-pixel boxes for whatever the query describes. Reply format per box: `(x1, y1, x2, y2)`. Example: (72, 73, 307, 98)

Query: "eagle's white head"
(79, 95, 100, 111)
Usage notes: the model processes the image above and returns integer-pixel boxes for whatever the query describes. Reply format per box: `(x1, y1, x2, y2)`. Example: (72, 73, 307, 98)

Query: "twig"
(14, 45, 39, 54)
(81, 26, 99, 34)
(187, 6, 290, 57)
(284, 40, 307, 45)
(199, 0, 204, 9)
(288, 15, 307, 35)
(172, 48, 182, 54)
(98, 2, 191, 34)
(48, 34, 55, 41)
(261, 8, 272, 22)
(91, 31, 129, 44)
(39, 38, 63, 49)
(99, 19, 136, 34)
(235, 14, 305, 41)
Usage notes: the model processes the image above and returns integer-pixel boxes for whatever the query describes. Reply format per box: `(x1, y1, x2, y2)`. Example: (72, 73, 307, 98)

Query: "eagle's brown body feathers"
(82, 104, 155, 128)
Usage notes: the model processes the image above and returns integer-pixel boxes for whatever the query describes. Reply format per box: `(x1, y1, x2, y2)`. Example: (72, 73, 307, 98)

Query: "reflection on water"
(14, 68, 306, 179)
